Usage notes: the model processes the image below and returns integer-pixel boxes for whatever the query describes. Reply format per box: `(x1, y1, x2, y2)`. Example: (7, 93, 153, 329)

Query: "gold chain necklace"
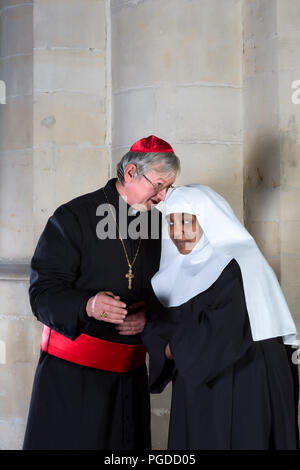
(102, 187, 142, 290)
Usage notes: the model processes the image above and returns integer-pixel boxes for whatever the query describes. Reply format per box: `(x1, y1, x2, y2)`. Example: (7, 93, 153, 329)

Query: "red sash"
(40, 325, 146, 373)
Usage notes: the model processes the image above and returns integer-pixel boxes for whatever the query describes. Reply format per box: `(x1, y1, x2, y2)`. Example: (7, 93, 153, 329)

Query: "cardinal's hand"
(115, 300, 147, 335)
(86, 291, 127, 324)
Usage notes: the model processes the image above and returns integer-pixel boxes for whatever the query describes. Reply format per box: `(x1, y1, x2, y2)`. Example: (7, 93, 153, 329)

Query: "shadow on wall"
(243, 133, 281, 278)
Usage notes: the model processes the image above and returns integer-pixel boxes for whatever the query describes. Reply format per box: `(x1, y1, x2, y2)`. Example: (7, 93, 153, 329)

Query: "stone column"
(0, 0, 35, 449)
(243, 0, 280, 276)
(111, 0, 243, 449)
(0, 0, 110, 449)
(277, 0, 300, 332)
(33, 0, 110, 236)
(243, 0, 300, 333)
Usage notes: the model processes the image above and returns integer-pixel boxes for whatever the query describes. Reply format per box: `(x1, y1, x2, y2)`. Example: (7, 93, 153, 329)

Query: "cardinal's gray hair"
(116, 151, 181, 184)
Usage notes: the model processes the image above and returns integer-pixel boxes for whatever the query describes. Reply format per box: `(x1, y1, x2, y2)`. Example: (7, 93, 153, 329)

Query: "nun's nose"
(173, 224, 184, 239)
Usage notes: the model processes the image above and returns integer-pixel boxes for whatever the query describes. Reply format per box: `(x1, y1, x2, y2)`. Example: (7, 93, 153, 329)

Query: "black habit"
(142, 258, 300, 450)
(23, 178, 161, 450)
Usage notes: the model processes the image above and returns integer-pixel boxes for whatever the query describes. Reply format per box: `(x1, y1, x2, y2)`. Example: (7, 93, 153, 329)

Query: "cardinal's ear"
(123, 163, 137, 183)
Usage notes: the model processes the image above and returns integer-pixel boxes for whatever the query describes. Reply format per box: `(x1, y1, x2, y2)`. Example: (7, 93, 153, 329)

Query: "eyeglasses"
(143, 174, 175, 193)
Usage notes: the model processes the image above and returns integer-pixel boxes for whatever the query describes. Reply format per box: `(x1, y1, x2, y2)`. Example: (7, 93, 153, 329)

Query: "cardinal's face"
(120, 164, 177, 211)
(135, 171, 176, 210)
(167, 212, 203, 255)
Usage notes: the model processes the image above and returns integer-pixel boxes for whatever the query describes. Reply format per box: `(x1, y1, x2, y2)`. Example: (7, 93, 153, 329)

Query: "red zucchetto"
(130, 135, 174, 153)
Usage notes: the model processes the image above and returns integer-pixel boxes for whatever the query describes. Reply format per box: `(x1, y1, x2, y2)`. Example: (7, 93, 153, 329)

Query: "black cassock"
(142, 258, 300, 450)
(23, 178, 161, 450)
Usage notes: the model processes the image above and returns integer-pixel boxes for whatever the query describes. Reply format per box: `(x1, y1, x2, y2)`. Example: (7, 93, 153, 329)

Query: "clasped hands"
(86, 291, 147, 335)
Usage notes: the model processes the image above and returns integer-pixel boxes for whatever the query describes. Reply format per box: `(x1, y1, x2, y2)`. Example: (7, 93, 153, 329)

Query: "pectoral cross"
(125, 267, 134, 290)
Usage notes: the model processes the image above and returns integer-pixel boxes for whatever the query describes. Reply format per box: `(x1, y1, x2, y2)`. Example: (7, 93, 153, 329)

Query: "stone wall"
(243, 0, 280, 277)
(0, 0, 34, 449)
(111, 0, 243, 220)
(0, 0, 299, 450)
(243, 0, 300, 335)
(277, 0, 300, 327)
(0, 0, 110, 449)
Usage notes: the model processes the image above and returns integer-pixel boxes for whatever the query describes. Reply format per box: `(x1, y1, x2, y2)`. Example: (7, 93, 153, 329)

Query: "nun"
(142, 184, 300, 450)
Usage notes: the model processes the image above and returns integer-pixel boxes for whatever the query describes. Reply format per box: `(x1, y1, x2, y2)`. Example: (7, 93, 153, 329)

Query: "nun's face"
(167, 212, 203, 255)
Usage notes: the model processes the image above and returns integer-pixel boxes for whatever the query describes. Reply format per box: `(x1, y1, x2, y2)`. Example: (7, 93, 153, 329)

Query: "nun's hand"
(165, 343, 173, 360)
(115, 301, 147, 335)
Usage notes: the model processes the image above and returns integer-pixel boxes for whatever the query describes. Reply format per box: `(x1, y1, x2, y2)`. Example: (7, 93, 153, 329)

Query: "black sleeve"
(29, 205, 92, 340)
(169, 273, 253, 386)
(141, 294, 177, 393)
(141, 319, 177, 393)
